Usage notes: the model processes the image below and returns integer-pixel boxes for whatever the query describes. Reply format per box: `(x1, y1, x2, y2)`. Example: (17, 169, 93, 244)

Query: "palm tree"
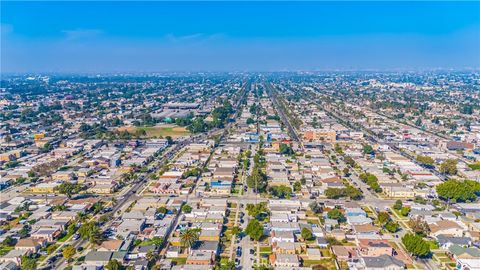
(89, 227, 102, 245)
(76, 212, 88, 223)
(146, 249, 158, 263)
(180, 228, 200, 253)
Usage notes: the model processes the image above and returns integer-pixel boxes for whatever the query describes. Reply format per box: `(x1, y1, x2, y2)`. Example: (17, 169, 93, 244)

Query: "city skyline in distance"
(1, 1, 480, 73)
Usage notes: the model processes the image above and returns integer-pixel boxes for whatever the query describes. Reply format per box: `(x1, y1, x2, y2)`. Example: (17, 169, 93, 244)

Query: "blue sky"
(1, 1, 480, 72)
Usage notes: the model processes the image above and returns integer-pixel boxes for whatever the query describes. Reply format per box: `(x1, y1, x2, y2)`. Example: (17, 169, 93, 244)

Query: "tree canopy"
(327, 208, 346, 223)
(416, 155, 435, 166)
(436, 179, 479, 203)
(245, 219, 264, 241)
(268, 185, 292, 199)
(301, 228, 313, 240)
(402, 233, 430, 257)
(440, 159, 458, 175)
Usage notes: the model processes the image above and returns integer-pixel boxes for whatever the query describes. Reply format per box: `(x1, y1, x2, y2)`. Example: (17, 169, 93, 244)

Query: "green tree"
(293, 181, 302, 192)
(105, 259, 123, 270)
(231, 226, 242, 236)
(55, 182, 83, 198)
(20, 256, 37, 270)
(402, 233, 430, 257)
(440, 159, 458, 175)
(268, 185, 292, 199)
(180, 229, 200, 252)
(334, 144, 343, 154)
(2, 236, 16, 246)
(46, 244, 59, 255)
(309, 202, 322, 214)
(181, 204, 192, 214)
(459, 105, 474, 115)
(62, 245, 76, 259)
(344, 156, 356, 167)
(376, 212, 391, 225)
(78, 221, 102, 245)
(157, 207, 168, 215)
(345, 185, 363, 200)
(363, 144, 374, 155)
(393, 200, 403, 211)
(385, 221, 399, 233)
(327, 209, 346, 223)
(220, 261, 236, 270)
(400, 207, 411, 217)
(301, 228, 313, 240)
(245, 220, 264, 241)
(325, 188, 346, 199)
(416, 155, 434, 166)
(279, 143, 294, 155)
(415, 118, 422, 126)
(246, 167, 267, 193)
(436, 179, 477, 203)
(246, 203, 269, 219)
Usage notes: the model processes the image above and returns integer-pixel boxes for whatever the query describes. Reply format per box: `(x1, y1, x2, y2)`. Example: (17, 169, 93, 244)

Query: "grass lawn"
(303, 258, 336, 269)
(259, 246, 272, 253)
(0, 246, 14, 256)
(338, 260, 349, 270)
(320, 248, 331, 257)
(118, 125, 190, 138)
(170, 257, 187, 265)
(392, 209, 408, 219)
(58, 231, 75, 242)
(307, 219, 320, 225)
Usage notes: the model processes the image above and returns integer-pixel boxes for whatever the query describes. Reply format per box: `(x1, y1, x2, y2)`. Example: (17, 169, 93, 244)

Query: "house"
(274, 241, 297, 254)
(345, 208, 367, 217)
(98, 240, 124, 252)
(362, 254, 405, 270)
(30, 228, 59, 242)
(186, 251, 213, 265)
(271, 231, 295, 243)
(30, 182, 61, 193)
(14, 238, 45, 253)
(84, 251, 113, 266)
(358, 239, 393, 257)
(270, 253, 300, 267)
(199, 229, 221, 242)
(0, 249, 29, 265)
(316, 237, 329, 248)
(331, 245, 357, 261)
(436, 235, 471, 249)
(429, 220, 464, 237)
(382, 186, 415, 199)
(306, 248, 322, 260)
(448, 245, 480, 270)
(193, 241, 219, 255)
(446, 141, 474, 151)
(353, 224, 379, 236)
(135, 245, 158, 259)
(166, 245, 181, 258)
(347, 215, 373, 226)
